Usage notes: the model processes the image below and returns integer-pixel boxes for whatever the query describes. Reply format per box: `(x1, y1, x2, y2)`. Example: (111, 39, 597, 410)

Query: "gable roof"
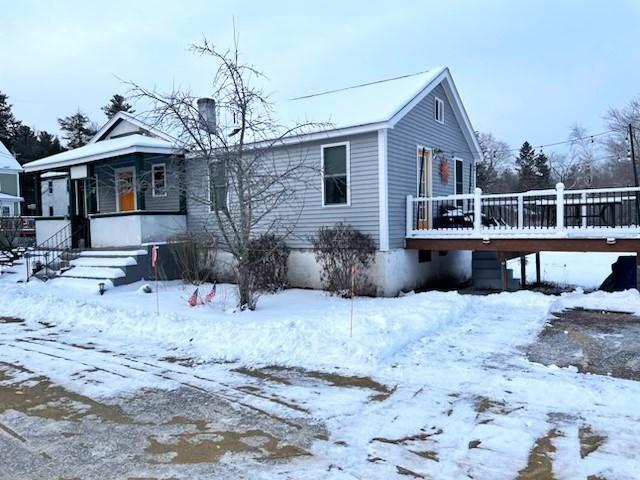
(265, 67, 481, 160)
(89, 111, 178, 144)
(22, 134, 180, 173)
(0, 141, 21, 171)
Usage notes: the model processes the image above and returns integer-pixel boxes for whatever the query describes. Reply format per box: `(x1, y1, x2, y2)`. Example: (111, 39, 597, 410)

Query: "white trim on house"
(453, 157, 464, 194)
(114, 166, 137, 213)
(377, 128, 389, 251)
(416, 145, 433, 197)
(434, 96, 445, 124)
(320, 141, 351, 208)
(89, 111, 179, 145)
(388, 68, 482, 162)
(151, 163, 168, 197)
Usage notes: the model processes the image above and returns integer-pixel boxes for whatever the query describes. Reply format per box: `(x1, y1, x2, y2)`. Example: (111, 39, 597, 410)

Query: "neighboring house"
(0, 141, 23, 216)
(23, 67, 480, 294)
(40, 171, 69, 217)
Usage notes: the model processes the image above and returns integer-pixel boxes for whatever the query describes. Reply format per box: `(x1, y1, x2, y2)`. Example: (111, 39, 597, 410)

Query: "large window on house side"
(152, 163, 167, 197)
(209, 162, 227, 211)
(321, 143, 350, 206)
(434, 97, 444, 124)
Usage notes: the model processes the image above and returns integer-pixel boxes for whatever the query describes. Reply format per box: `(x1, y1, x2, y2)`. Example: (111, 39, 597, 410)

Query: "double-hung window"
(152, 164, 167, 197)
(321, 143, 350, 206)
(209, 161, 227, 211)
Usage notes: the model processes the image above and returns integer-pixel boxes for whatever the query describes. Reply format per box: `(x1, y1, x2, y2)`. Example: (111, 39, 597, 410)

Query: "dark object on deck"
(599, 256, 637, 292)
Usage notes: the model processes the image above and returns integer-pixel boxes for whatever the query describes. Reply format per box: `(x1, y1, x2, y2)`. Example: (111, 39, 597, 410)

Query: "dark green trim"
(135, 153, 146, 211)
(88, 210, 184, 219)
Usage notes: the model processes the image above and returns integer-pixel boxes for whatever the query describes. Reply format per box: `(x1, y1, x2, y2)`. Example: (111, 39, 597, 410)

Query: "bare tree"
(127, 35, 323, 310)
(0, 216, 23, 262)
(476, 132, 514, 193)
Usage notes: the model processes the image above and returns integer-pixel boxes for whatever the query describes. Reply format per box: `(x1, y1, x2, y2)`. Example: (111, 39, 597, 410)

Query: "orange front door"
(117, 169, 136, 212)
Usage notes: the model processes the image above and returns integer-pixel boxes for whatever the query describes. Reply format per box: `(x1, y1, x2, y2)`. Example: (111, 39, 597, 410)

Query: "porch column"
(86, 163, 97, 214)
(135, 153, 146, 211)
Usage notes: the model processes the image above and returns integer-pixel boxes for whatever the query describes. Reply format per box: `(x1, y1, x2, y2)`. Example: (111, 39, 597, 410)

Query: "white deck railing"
(406, 183, 640, 239)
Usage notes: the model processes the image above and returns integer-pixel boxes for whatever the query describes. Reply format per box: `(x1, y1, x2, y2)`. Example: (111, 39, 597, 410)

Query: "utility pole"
(629, 124, 639, 226)
(631, 123, 638, 187)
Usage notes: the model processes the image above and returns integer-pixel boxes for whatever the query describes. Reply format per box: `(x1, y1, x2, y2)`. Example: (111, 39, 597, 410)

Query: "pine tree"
(534, 151, 553, 188)
(0, 91, 20, 149)
(58, 110, 96, 148)
(515, 141, 538, 191)
(102, 94, 134, 119)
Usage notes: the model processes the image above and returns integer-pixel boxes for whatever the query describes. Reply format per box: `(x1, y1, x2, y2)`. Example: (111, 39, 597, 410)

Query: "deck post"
(637, 253, 640, 290)
(556, 183, 565, 230)
(520, 254, 526, 289)
(499, 253, 508, 291)
(406, 195, 413, 237)
(473, 187, 482, 232)
(581, 192, 587, 228)
(517, 195, 524, 229)
(535, 252, 541, 285)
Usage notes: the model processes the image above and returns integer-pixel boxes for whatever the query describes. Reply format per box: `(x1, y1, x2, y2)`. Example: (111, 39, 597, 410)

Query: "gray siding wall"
(95, 154, 182, 214)
(387, 83, 475, 249)
(0, 172, 19, 196)
(186, 132, 380, 249)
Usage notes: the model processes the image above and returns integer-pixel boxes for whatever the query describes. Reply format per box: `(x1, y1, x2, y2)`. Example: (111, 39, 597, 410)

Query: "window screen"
(323, 144, 348, 205)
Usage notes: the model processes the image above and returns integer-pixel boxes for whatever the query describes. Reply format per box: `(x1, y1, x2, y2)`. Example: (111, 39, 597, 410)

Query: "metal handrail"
(26, 222, 78, 281)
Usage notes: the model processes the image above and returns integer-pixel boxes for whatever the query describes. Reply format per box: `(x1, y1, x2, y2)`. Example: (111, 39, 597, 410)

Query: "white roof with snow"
(275, 67, 446, 130)
(0, 142, 21, 171)
(0, 192, 23, 202)
(267, 66, 481, 159)
(23, 134, 181, 173)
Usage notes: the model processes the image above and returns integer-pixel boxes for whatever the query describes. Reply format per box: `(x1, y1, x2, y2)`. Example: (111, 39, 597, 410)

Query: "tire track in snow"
(0, 337, 310, 431)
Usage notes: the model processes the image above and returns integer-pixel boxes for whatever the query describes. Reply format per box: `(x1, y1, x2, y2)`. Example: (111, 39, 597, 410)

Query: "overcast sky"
(1, 0, 639, 154)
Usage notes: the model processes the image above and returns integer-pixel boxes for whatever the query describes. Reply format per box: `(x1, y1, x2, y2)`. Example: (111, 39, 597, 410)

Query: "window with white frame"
(209, 162, 227, 211)
(152, 164, 167, 197)
(1, 206, 10, 216)
(434, 97, 444, 124)
(321, 143, 349, 206)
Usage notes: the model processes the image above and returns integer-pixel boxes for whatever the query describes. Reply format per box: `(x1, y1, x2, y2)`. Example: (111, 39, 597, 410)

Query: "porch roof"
(0, 192, 23, 202)
(22, 134, 182, 173)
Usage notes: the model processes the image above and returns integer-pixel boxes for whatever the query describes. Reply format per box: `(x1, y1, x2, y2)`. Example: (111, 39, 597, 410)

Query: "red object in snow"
(205, 282, 217, 303)
(188, 288, 199, 307)
(151, 245, 159, 268)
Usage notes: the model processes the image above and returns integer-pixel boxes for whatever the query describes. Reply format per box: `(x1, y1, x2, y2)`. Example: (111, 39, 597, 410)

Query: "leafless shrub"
(311, 223, 376, 297)
(168, 233, 217, 285)
(247, 234, 290, 293)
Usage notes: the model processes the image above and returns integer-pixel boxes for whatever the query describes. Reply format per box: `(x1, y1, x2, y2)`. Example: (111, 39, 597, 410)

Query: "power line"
(289, 69, 438, 101)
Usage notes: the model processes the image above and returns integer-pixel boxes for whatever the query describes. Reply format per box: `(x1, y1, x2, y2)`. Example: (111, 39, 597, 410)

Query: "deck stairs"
(472, 251, 520, 291)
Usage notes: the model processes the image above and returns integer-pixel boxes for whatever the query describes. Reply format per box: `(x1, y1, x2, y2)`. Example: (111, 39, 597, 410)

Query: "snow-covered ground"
(510, 251, 626, 289)
(1, 258, 640, 478)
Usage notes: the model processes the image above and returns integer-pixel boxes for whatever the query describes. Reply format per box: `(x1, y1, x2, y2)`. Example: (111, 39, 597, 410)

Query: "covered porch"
(24, 134, 187, 249)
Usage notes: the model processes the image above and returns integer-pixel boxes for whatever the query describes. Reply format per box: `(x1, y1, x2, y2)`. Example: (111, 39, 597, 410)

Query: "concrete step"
(61, 266, 126, 280)
(70, 256, 138, 268)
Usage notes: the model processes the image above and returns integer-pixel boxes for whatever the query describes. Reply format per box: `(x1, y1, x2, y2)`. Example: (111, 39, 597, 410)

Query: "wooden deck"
(406, 184, 640, 253)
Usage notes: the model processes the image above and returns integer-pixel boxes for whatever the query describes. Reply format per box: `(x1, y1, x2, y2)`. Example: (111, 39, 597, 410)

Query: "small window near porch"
(1, 206, 10, 217)
(209, 162, 227, 211)
(48, 181, 53, 194)
(322, 143, 350, 206)
(434, 97, 444, 124)
(152, 164, 167, 197)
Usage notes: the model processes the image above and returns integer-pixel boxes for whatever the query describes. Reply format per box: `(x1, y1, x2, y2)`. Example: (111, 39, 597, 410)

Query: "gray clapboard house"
(23, 67, 480, 293)
(0, 141, 23, 216)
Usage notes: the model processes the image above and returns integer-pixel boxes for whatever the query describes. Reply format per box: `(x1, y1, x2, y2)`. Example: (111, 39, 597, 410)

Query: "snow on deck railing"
(406, 183, 640, 238)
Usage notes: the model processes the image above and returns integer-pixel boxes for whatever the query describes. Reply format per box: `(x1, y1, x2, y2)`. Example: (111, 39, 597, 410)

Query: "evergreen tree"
(58, 110, 96, 148)
(534, 151, 553, 188)
(0, 91, 20, 149)
(515, 141, 538, 191)
(102, 94, 134, 119)
(36, 131, 64, 157)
